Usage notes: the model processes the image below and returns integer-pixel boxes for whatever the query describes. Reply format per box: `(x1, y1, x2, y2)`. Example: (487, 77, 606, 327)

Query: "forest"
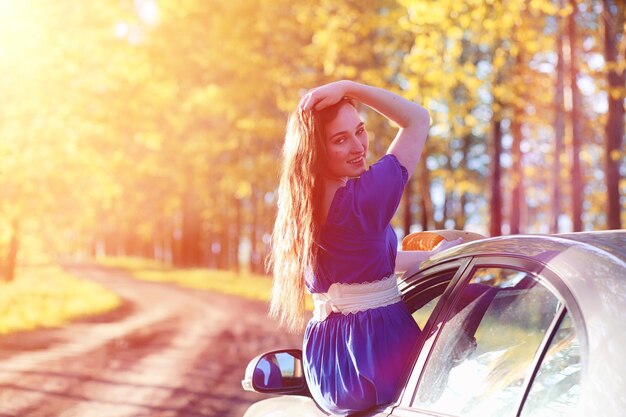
(0, 0, 624, 280)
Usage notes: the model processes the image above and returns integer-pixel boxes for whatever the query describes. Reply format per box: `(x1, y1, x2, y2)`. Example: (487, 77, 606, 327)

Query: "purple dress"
(303, 154, 421, 415)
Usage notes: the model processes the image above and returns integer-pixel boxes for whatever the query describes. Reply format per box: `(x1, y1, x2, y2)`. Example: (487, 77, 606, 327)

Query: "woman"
(267, 80, 459, 415)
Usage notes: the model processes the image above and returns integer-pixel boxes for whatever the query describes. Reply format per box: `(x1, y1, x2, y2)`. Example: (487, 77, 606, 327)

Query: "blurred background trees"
(0, 0, 623, 278)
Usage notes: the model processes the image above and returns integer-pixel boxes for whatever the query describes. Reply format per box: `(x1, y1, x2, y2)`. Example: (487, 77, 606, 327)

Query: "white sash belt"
(311, 275, 401, 321)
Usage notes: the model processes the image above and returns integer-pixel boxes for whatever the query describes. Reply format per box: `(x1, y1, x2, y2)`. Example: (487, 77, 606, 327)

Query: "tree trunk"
(455, 134, 472, 230)
(510, 114, 524, 235)
(510, 34, 526, 235)
(551, 7, 566, 234)
(490, 116, 503, 237)
(115, 231, 125, 257)
(163, 216, 174, 265)
(181, 188, 202, 267)
(603, 0, 625, 230)
(569, 0, 584, 232)
(171, 211, 183, 267)
(442, 191, 453, 229)
(250, 192, 260, 273)
(123, 230, 143, 257)
(217, 211, 230, 270)
(456, 193, 467, 230)
(403, 178, 412, 236)
(444, 151, 455, 229)
(260, 191, 275, 276)
(233, 196, 242, 274)
(104, 230, 115, 257)
(123, 232, 132, 257)
(3, 218, 20, 282)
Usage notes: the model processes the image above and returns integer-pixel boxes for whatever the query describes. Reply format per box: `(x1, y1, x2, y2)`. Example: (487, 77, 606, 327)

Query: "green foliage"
(0, 264, 121, 334)
(0, 0, 622, 270)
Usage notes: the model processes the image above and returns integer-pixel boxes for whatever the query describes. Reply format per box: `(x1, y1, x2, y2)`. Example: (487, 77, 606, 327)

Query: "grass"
(0, 264, 121, 335)
(97, 257, 315, 309)
(98, 257, 274, 302)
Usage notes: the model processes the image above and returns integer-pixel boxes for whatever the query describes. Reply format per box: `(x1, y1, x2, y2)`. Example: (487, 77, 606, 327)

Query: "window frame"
(396, 254, 587, 417)
(395, 258, 473, 408)
(517, 304, 572, 415)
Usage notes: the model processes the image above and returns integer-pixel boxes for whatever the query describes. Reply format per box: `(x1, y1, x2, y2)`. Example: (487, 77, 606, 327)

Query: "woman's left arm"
(395, 238, 463, 273)
(395, 250, 434, 273)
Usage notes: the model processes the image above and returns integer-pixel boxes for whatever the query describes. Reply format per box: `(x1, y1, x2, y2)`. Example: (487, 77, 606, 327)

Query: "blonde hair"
(267, 100, 354, 332)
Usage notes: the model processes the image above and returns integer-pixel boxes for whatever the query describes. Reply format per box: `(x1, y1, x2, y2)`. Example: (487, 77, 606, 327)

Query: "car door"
(392, 256, 585, 417)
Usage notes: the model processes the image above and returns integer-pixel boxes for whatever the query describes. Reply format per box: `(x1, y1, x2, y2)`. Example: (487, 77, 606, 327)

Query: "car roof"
(421, 230, 626, 269)
(555, 230, 626, 261)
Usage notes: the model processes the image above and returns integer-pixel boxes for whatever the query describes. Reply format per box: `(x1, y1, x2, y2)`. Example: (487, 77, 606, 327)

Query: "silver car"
(242, 231, 626, 417)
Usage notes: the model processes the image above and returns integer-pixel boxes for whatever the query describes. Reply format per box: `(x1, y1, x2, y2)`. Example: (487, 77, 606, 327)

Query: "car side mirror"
(242, 349, 309, 396)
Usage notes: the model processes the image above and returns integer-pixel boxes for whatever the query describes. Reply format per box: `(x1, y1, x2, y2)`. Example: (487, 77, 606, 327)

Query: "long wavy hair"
(267, 99, 355, 332)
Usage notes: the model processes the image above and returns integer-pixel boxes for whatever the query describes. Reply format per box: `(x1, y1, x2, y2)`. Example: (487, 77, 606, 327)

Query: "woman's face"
(322, 103, 368, 179)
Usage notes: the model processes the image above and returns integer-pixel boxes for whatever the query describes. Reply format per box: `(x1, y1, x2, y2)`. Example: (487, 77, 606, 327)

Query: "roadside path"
(0, 263, 302, 417)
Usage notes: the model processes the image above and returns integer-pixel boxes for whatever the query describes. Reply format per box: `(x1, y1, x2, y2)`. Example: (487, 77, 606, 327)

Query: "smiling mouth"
(347, 156, 364, 164)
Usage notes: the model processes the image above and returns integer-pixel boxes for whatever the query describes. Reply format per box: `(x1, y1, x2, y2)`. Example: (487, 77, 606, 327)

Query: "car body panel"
(242, 396, 395, 417)
(242, 396, 329, 417)
(538, 239, 626, 416)
(557, 230, 626, 261)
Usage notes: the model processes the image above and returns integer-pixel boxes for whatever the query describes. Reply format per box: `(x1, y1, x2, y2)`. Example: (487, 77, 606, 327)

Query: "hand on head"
(299, 81, 349, 112)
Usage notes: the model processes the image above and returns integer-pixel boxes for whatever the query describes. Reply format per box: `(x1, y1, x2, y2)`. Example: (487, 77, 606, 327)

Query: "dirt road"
(0, 263, 302, 417)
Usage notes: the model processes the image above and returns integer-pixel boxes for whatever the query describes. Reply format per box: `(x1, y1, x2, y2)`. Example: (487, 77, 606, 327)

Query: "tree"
(1, 0, 620, 275)
(490, 111, 504, 237)
(602, 0, 624, 230)
(569, 0, 585, 232)
(552, 0, 567, 234)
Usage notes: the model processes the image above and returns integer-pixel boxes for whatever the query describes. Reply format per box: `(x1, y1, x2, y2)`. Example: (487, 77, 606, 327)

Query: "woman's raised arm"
(300, 80, 430, 178)
(395, 238, 463, 273)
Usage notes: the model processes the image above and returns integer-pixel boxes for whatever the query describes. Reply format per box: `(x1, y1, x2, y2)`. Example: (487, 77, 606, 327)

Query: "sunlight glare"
(115, 22, 130, 39)
(134, 0, 160, 26)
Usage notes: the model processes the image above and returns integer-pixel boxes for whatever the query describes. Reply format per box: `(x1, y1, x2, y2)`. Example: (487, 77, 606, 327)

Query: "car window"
(412, 295, 441, 329)
(520, 312, 581, 417)
(412, 267, 560, 417)
(403, 269, 458, 330)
